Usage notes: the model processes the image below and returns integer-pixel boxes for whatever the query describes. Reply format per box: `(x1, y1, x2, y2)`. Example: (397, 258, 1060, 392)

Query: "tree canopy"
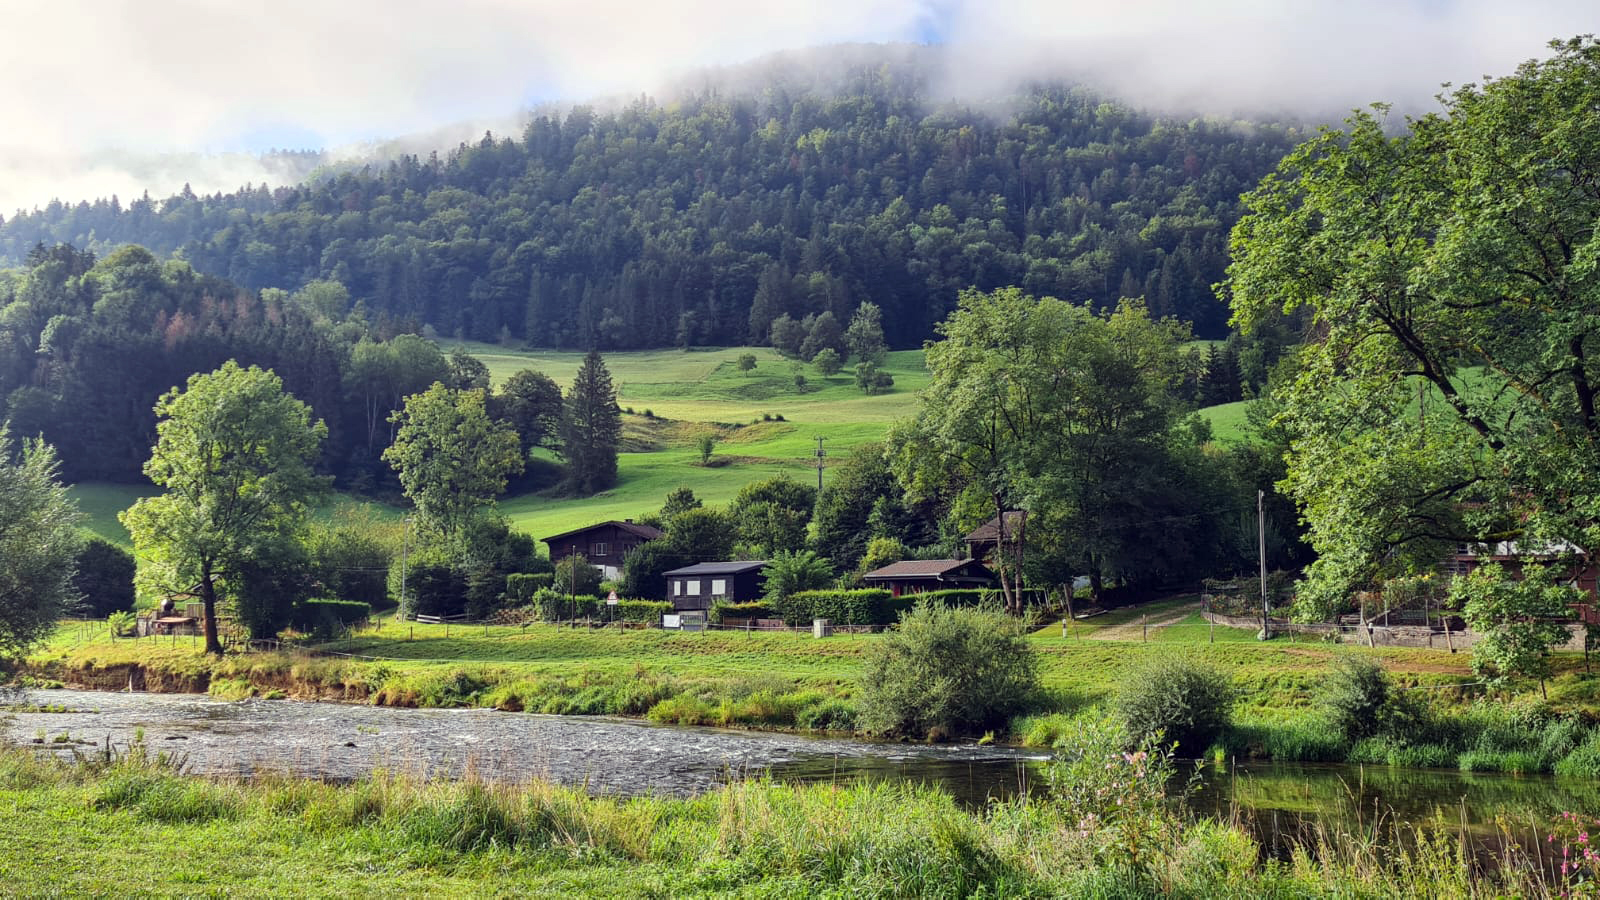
(120, 361, 328, 653)
(383, 383, 523, 546)
(0, 432, 81, 657)
(1224, 37, 1600, 615)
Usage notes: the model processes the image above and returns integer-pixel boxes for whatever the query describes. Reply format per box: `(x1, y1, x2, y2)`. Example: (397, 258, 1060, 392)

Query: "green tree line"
(0, 47, 1301, 349)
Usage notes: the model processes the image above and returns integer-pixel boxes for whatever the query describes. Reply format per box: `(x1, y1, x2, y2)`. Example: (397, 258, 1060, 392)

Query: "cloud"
(0, 0, 1593, 214)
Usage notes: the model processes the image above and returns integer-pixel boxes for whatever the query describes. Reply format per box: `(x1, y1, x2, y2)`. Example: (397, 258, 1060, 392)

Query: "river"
(7, 688, 1598, 859)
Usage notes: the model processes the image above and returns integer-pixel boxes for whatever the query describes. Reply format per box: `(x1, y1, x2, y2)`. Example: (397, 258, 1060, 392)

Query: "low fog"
(2, 0, 1593, 214)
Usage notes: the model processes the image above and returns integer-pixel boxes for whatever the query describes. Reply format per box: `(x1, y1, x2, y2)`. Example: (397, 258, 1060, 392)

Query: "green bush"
(505, 572, 554, 604)
(710, 600, 773, 623)
(777, 589, 908, 626)
(857, 602, 1038, 739)
(1116, 656, 1235, 755)
(1316, 656, 1391, 741)
(293, 600, 371, 633)
(796, 699, 858, 732)
(73, 537, 136, 618)
(610, 600, 671, 623)
(1555, 729, 1600, 778)
(532, 587, 600, 622)
(907, 589, 999, 607)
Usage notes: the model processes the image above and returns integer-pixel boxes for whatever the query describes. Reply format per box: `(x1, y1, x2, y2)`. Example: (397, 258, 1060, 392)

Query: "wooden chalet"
(1443, 540, 1600, 622)
(964, 511, 1026, 561)
(542, 519, 664, 580)
(862, 559, 996, 597)
(664, 561, 768, 611)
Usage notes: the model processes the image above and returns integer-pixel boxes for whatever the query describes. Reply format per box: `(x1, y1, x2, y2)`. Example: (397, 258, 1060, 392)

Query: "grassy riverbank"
(30, 615, 1561, 749)
(0, 732, 1575, 897)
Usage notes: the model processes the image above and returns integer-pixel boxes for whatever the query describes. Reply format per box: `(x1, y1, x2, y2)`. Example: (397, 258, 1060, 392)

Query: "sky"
(1, 0, 1594, 215)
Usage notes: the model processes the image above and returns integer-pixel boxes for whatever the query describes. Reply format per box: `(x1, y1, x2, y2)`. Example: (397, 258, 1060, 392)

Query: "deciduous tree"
(1224, 37, 1600, 616)
(0, 431, 81, 658)
(121, 362, 328, 654)
(384, 383, 522, 546)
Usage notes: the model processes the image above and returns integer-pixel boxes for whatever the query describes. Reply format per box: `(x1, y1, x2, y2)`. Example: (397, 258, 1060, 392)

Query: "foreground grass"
(0, 740, 1582, 898)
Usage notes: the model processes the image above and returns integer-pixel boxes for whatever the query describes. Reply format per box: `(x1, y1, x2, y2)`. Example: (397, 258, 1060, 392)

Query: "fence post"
(1209, 618, 1215, 643)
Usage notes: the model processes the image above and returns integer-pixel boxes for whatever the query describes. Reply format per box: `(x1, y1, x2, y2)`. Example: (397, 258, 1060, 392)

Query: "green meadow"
(69, 344, 1259, 545)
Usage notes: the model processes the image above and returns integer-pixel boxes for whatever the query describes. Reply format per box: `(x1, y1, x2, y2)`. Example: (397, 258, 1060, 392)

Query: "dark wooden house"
(862, 559, 996, 597)
(964, 511, 1026, 562)
(664, 561, 768, 611)
(542, 520, 664, 580)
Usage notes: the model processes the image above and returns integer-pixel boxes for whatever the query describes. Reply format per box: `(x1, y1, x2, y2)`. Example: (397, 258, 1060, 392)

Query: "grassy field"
(66, 343, 1259, 546)
(68, 484, 405, 549)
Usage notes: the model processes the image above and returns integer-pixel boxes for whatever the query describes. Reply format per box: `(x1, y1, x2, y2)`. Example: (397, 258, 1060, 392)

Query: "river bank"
(1, 689, 1592, 897)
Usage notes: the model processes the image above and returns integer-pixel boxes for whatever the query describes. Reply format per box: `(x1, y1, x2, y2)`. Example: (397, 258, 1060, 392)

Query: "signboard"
(606, 590, 620, 605)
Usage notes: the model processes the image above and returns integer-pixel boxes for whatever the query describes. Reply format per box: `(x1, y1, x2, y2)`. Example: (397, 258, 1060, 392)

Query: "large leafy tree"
(383, 383, 522, 546)
(494, 368, 564, 456)
(890, 288, 1191, 609)
(1224, 37, 1600, 617)
(121, 362, 328, 654)
(0, 431, 81, 658)
(561, 350, 621, 494)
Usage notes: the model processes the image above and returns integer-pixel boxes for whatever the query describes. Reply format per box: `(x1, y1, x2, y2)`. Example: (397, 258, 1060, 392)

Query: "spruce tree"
(561, 350, 621, 494)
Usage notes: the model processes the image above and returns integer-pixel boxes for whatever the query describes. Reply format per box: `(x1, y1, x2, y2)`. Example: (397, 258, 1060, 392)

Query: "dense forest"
(0, 47, 1301, 348)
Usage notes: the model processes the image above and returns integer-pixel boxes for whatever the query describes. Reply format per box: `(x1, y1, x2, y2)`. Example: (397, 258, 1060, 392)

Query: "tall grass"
(0, 740, 1587, 896)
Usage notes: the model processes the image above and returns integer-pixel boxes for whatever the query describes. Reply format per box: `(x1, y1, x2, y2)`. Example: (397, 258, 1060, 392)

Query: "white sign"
(606, 590, 620, 605)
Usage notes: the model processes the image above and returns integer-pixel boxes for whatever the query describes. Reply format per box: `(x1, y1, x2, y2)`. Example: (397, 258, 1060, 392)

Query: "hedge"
(777, 589, 910, 627)
(506, 572, 554, 603)
(907, 589, 1002, 607)
(293, 599, 371, 631)
(612, 600, 672, 623)
(711, 601, 773, 623)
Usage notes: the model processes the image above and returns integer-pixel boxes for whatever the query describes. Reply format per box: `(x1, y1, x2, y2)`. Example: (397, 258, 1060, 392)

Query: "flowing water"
(7, 688, 1598, 859)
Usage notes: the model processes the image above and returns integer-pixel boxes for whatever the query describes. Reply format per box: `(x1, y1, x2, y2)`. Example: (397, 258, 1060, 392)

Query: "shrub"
(796, 699, 858, 732)
(776, 589, 908, 626)
(857, 602, 1038, 738)
(609, 600, 671, 624)
(1116, 656, 1235, 755)
(106, 610, 136, 638)
(1554, 729, 1600, 778)
(72, 537, 136, 617)
(905, 589, 998, 608)
(293, 600, 371, 634)
(710, 600, 772, 623)
(505, 572, 553, 603)
(1317, 656, 1391, 741)
(553, 554, 602, 598)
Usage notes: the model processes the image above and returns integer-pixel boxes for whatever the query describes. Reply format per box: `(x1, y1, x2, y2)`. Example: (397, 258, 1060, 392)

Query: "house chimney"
(624, 518, 633, 524)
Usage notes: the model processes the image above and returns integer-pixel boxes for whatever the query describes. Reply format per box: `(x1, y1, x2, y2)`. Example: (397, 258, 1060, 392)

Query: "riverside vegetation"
(1, 707, 1593, 897)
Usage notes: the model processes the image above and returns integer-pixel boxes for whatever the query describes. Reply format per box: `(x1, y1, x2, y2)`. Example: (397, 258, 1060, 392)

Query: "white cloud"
(0, 0, 1593, 214)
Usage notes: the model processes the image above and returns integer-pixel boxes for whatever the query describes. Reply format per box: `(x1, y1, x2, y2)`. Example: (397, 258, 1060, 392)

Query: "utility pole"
(570, 543, 578, 627)
(814, 436, 826, 495)
(398, 521, 409, 621)
(1259, 489, 1270, 640)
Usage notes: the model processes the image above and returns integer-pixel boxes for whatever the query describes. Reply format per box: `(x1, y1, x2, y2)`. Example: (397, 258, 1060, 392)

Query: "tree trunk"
(992, 493, 1016, 613)
(200, 563, 223, 656)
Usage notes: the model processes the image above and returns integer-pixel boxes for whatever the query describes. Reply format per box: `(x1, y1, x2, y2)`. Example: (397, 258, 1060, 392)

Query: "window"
(686, 579, 702, 595)
(591, 542, 608, 557)
(711, 579, 727, 596)
(674, 580, 682, 596)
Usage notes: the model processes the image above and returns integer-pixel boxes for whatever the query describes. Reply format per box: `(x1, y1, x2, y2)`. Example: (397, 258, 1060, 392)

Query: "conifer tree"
(561, 350, 621, 494)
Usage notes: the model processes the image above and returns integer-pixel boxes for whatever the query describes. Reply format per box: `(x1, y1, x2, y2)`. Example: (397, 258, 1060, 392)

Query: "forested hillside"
(0, 46, 1301, 347)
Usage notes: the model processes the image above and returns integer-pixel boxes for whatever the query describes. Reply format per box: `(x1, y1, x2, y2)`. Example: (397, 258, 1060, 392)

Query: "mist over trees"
(0, 48, 1300, 349)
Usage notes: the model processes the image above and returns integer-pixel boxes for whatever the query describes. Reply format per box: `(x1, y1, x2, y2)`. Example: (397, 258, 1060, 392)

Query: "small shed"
(542, 519, 664, 580)
(862, 558, 996, 597)
(664, 561, 768, 611)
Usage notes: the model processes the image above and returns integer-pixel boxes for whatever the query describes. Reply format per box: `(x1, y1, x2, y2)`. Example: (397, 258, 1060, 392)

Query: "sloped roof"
(541, 520, 664, 543)
(964, 511, 1027, 543)
(664, 561, 769, 577)
(863, 559, 987, 579)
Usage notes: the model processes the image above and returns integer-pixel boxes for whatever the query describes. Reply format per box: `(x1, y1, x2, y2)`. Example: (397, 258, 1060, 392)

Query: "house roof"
(863, 559, 990, 580)
(664, 561, 769, 577)
(541, 520, 664, 544)
(964, 511, 1027, 543)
